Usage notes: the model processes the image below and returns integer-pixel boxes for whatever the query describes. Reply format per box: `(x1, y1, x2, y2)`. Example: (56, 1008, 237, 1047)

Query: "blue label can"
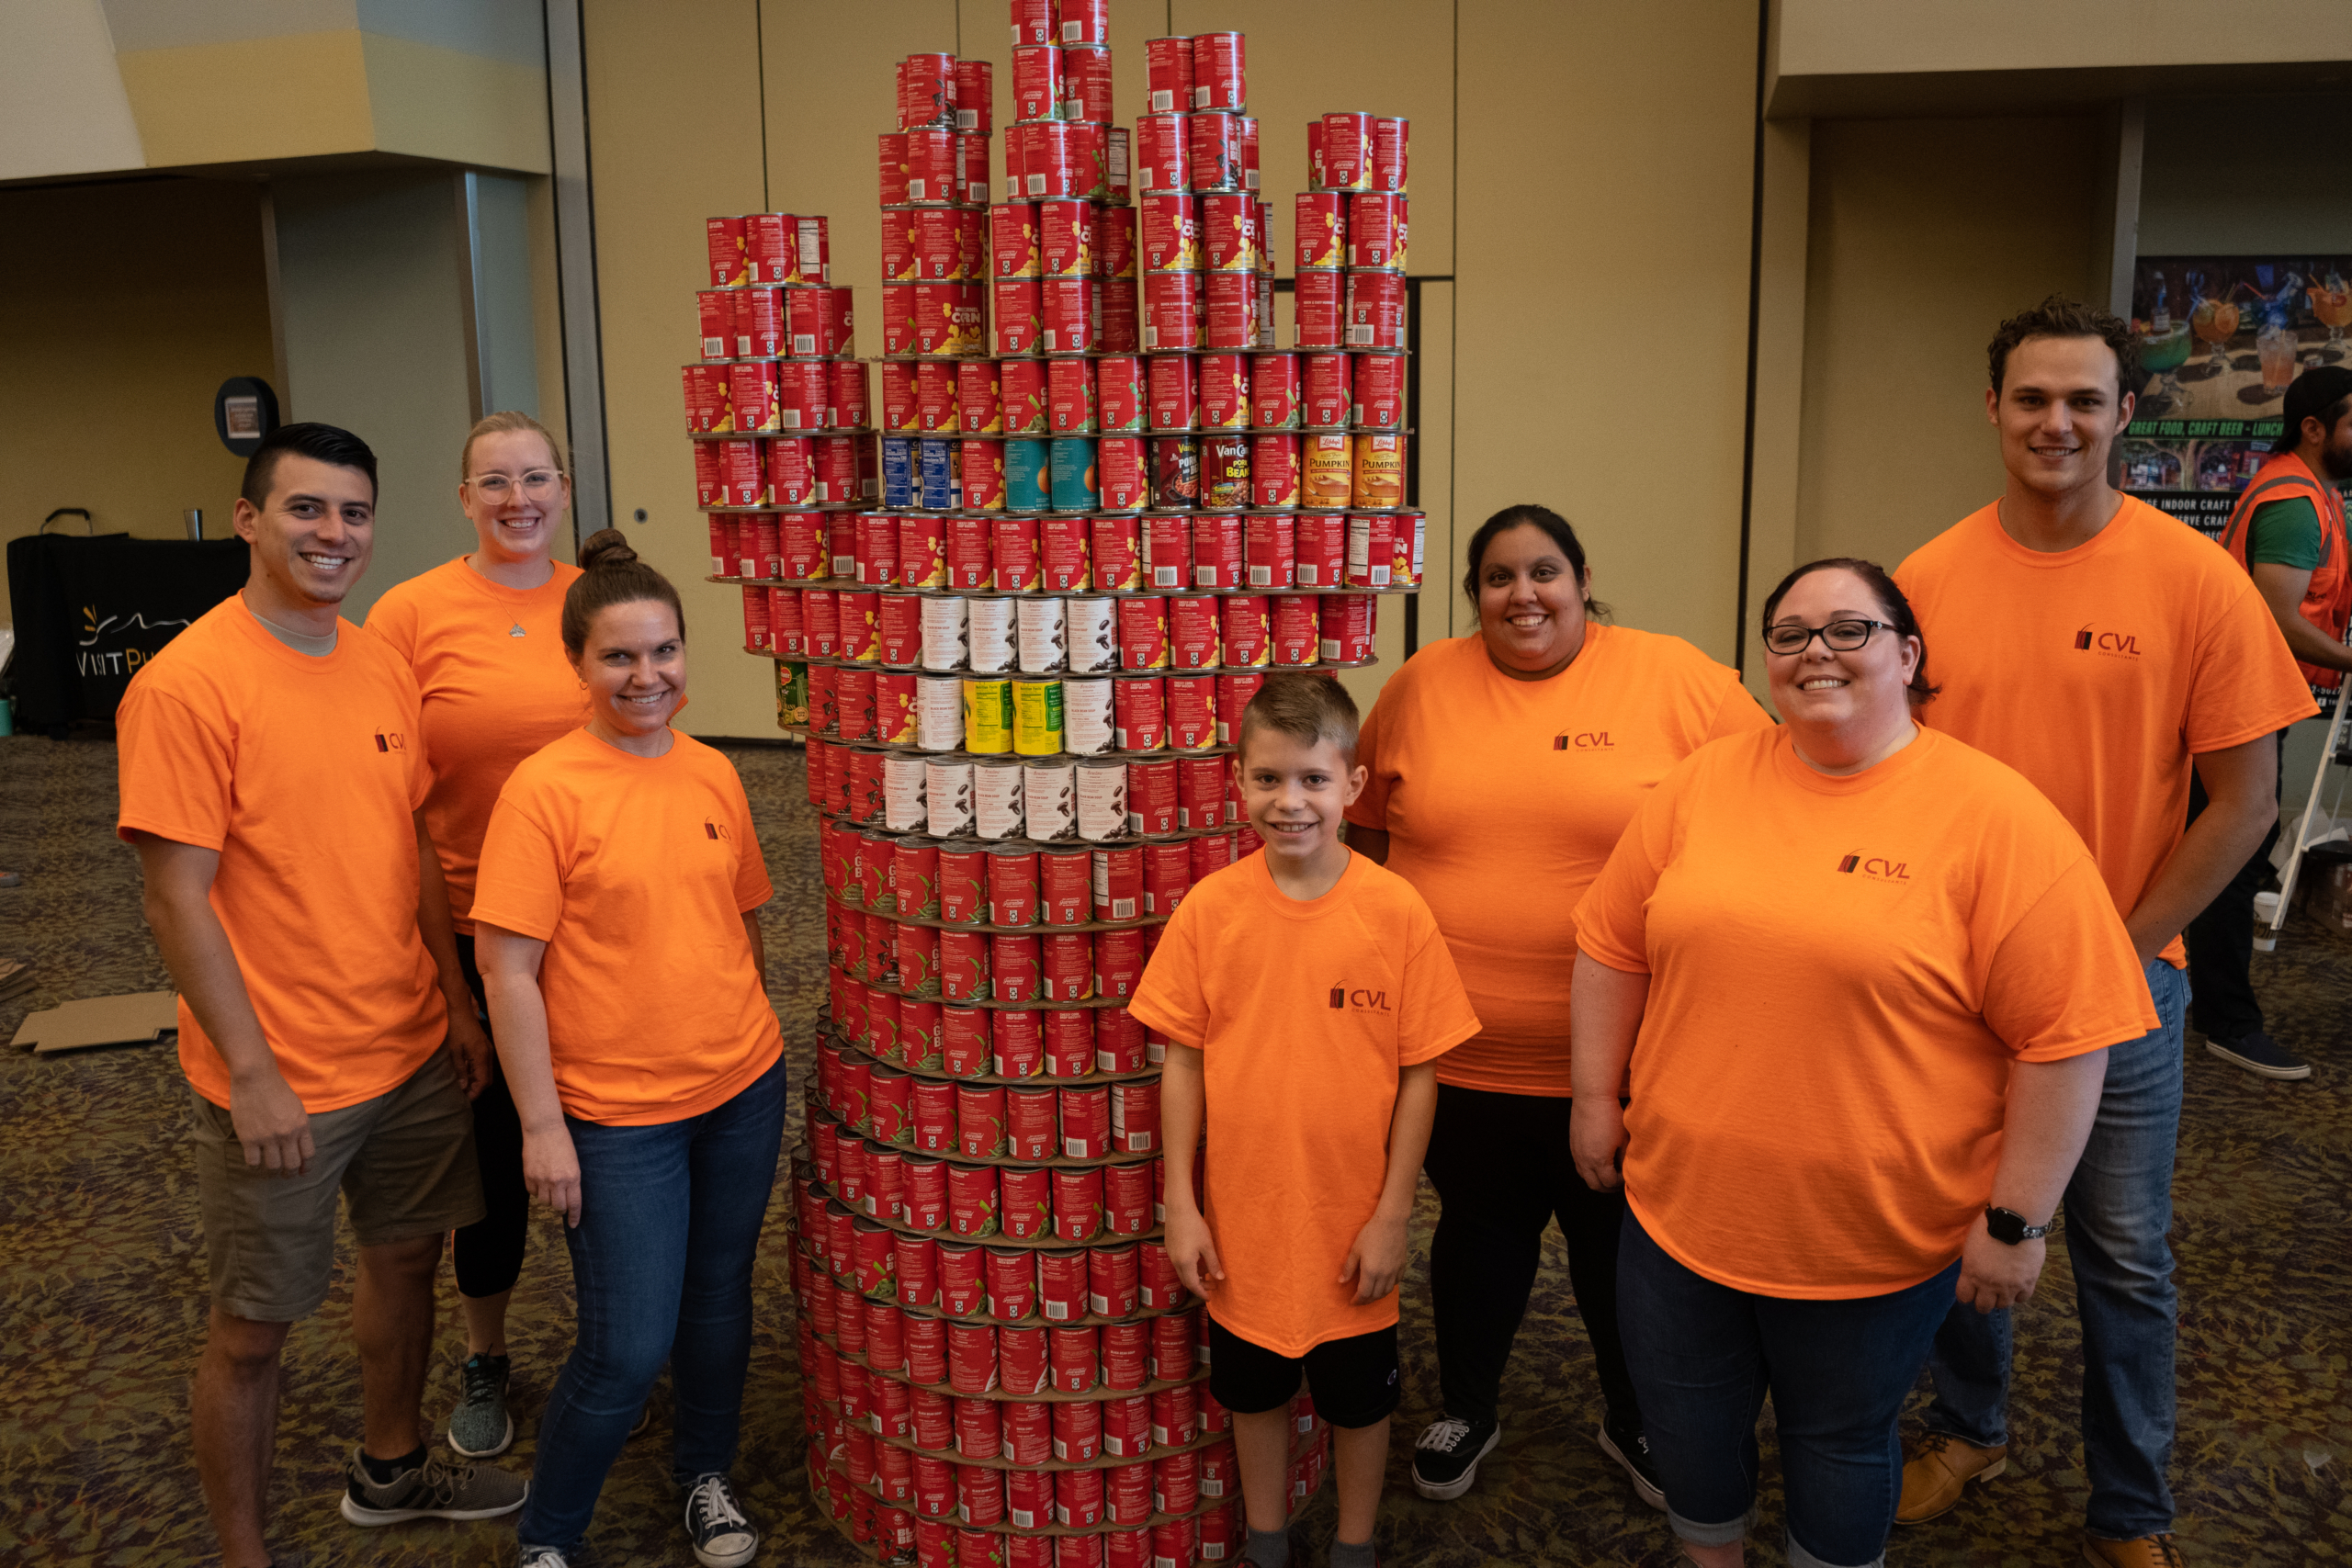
(1049, 437, 1100, 513)
(919, 437, 959, 511)
(1005, 439, 1051, 514)
(880, 437, 915, 510)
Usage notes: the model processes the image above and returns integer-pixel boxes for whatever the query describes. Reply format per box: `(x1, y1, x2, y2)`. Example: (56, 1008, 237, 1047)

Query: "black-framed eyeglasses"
(1761, 618, 1894, 655)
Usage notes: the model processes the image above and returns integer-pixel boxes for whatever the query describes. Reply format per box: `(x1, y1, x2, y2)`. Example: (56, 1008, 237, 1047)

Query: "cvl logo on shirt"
(1328, 982, 1393, 1012)
(372, 730, 407, 752)
(705, 819, 733, 840)
(1553, 730, 1615, 750)
(1836, 852, 1912, 882)
(2073, 624, 2144, 657)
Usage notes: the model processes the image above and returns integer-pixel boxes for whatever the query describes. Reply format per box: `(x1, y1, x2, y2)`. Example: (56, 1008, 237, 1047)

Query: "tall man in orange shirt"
(1893, 299, 2317, 1568)
(118, 423, 527, 1568)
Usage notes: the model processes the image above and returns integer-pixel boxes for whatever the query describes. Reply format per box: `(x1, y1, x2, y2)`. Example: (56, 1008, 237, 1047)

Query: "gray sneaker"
(340, 1446, 527, 1525)
(447, 1352, 515, 1458)
(518, 1549, 571, 1568)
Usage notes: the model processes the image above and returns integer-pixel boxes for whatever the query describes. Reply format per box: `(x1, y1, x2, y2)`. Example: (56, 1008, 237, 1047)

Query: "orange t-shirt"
(470, 728, 781, 1125)
(366, 556, 586, 931)
(1129, 852, 1480, 1355)
(1896, 497, 2318, 967)
(1347, 625, 1771, 1095)
(115, 600, 447, 1112)
(1575, 727, 2156, 1298)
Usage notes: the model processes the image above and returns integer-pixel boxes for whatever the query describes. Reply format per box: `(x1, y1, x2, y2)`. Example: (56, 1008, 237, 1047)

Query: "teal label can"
(1049, 437, 1100, 513)
(1005, 439, 1051, 513)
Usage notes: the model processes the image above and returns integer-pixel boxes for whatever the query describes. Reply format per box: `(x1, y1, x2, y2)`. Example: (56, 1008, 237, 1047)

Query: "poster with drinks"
(2120, 254, 2350, 538)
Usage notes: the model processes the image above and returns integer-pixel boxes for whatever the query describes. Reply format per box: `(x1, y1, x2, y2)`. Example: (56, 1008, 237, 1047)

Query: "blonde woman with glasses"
(367, 412, 586, 1459)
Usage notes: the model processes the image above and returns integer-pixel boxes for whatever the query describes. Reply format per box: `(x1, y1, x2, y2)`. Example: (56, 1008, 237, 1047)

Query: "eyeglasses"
(1761, 618, 1894, 656)
(467, 469, 563, 501)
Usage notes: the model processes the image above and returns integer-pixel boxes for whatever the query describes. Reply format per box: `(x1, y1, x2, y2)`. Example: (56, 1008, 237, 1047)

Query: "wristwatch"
(1984, 1205, 2051, 1245)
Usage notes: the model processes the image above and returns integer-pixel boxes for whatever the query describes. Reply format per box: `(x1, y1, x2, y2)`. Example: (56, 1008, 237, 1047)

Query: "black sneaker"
(339, 1446, 527, 1525)
(1409, 1415, 1499, 1500)
(2205, 1030, 2312, 1080)
(1597, 1416, 1667, 1512)
(684, 1472, 759, 1568)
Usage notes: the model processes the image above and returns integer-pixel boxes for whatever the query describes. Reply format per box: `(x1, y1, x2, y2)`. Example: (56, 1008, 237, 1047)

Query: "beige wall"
(0, 178, 276, 625)
(1791, 115, 2100, 575)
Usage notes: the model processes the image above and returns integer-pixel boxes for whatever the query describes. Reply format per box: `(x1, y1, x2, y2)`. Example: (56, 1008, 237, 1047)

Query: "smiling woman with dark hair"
(1344, 503, 1771, 1508)
(1568, 557, 2154, 1568)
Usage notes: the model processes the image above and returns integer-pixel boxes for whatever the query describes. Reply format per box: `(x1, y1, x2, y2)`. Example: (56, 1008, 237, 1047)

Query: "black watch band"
(1984, 1205, 2050, 1245)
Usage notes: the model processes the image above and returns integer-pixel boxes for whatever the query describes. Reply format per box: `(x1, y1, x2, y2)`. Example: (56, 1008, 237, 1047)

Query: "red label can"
(1303, 353, 1352, 429)
(1099, 436, 1148, 511)
(898, 515, 946, 590)
(913, 361, 956, 431)
(1347, 513, 1396, 588)
(1040, 276, 1094, 354)
(1116, 595, 1170, 668)
(1039, 516, 1091, 592)
(1192, 32, 1245, 110)
(705, 214, 747, 288)
(904, 1154, 948, 1230)
(990, 932, 1043, 1003)
(1250, 434, 1300, 508)
(881, 361, 919, 433)
(1147, 355, 1197, 433)
(1050, 1165, 1102, 1243)
(1295, 512, 1349, 588)
(1093, 927, 1146, 997)
(1047, 355, 1096, 434)
(1096, 355, 1147, 434)
(1040, 932, 1092, 1000)
(1373, 115, 1410, 190)
(1084, 517, 1139, 591)
(1045, 1007, 1093, 1075)
(1354, 352, 1406, 428)
(1039, 198, 1092, 278)
(1139, 196, 1198, 271)
(1112, 1081, 1160, 1153)
(939, 930, 989, 1001)
(1293, 271, 1344, 351)
(1061, 43, 1113, 123)
(956, 1084, 1008, 1158)
(1005, 1087, 1057, 1160)
(1150, 1309, 1195, 1382)
(937, 844, 988, 924)
(1101, 1321, 1149, 1394)
(1058, 1085, 1110, 1158)
(1319, 593, 1375, 662)
(1167, 675, 1216, 750)
(992, 277, 1042, 355)
(942, 1005, 991, 1077)
(1049, 1325, 1100, 1393)
(740, 286, 786, 355)
(956, 361, 1003, 436)
(994, 515, 1044, 592)
(1321, 112, 1374, 191)
(986, 1245, 1038, 1321)
(999, 356, 1048, 434)
(1085, 1244, 1140, 1321)
(1191, 514, 1244, 588)
(1250, 353, 1301, 430)
(1139, 1239, 1184, 1309)
(1201, 192, 1254, 271)
(857, 513, 899, 585)
(1141, 272, 1201, 353)
(1012, 43, 1062, 123)
(992, 203, 1041, 278)
(945, 1163, 1001, 1239)
(940, 1244, 989, 1317)
(1204, 270, 1254, 351)
(832, 359, 871, 427)
(1271, 595, 1319, 665)
(1198, 353, 1249, 428)
(1346, 270, 1408, 348)
(783, 513, 828, 579)
(1219, 595, 1270, 666)
(985, 845, 1040, 925)
(956, 57, 994, 133)
(1295, 191, 1345, 270)
(1145, 35, 1194, 114)
(1348, 192, 1406, 269)
(1135, 113, 1188, 194)
(768, 435, 816, 506)
(1126, 757, 1179, 835)
(1166, 595, 1220, 668)
(912, 1079, 957, 1153)
(1038, 1247, 1090, 1321)
(1216, 671, 1265, 743)
(1112, 679, 1166, 754)
(1000, 1166, 1052, 1242)
(1052, 1397, 1102, 1462)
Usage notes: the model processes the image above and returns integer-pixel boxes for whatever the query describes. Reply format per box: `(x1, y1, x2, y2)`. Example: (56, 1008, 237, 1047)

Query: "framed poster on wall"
(2120, 254, 2349, 538)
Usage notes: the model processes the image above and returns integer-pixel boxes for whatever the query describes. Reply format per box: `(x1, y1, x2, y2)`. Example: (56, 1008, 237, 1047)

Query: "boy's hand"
(1340, 1211, 1408, 1304)
(1164, 1205, 1223, 1299)
(1570, 1095, 1627, 1192)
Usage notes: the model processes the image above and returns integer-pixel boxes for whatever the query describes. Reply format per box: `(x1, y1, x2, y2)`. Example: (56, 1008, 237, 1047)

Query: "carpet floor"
(1, 731, 2346, 1566)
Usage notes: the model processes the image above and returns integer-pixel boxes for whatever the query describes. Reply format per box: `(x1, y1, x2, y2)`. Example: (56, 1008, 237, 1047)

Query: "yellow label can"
(962, 677, 1012, 754)
(1012, 678, 1066, 756)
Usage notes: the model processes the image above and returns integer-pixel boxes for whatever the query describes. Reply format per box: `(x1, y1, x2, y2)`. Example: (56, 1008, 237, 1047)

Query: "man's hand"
(523, 1122, 582, 1227)
(1955, 1213, 2046, 1313)
(1570, 1094, 1627, 1191)
(1340, 1211, 1408, 1305)
(1163, 1204, 1223, 1301)
(229, 1064, 313, 1176)
(446, 1005, 494, 1100)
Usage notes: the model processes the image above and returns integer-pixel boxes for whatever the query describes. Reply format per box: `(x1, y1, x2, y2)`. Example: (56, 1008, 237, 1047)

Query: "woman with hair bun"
(471, 530, 783, 1568)
(367, 411, 584, 1456)
(1345, 503, 1772, 1507)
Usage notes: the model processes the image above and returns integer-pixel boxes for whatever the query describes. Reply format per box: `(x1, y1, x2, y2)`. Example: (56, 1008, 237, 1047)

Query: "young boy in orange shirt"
(1136, 674, 1479, 1568)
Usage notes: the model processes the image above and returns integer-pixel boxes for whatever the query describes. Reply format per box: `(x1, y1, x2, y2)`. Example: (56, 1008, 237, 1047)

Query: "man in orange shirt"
(118, 423, 526, 1568)
(2188, 364, 2352, 1080)
(1894, 300, 2317, 1567)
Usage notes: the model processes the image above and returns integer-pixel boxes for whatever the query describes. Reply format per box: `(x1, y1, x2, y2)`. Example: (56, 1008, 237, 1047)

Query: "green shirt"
(2246, 495, 2324, 571)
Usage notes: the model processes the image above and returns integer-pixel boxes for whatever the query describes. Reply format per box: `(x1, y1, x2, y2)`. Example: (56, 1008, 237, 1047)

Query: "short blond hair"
(459, 411, 569, 481)
(1238, 672, 1359, 767)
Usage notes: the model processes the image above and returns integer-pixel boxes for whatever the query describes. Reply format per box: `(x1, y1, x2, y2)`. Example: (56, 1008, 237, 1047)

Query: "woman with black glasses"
(1568, 558, 2155, 1568)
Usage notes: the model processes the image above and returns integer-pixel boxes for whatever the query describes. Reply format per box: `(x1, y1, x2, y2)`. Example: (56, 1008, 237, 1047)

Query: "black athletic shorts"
(1205, 1315, 1401, 1430)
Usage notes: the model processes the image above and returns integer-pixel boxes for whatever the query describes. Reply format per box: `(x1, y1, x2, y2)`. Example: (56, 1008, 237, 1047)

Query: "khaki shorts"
(189, 1046, 485, 1322)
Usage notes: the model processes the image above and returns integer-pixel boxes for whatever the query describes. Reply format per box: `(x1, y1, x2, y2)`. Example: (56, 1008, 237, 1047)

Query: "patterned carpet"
(2, 730, 2346, 1567)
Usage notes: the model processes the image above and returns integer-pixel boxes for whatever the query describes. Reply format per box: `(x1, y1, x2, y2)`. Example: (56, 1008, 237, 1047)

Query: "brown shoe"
(1894, 1430, 2007, 1524)
(2082, 1533, 2185, 1567)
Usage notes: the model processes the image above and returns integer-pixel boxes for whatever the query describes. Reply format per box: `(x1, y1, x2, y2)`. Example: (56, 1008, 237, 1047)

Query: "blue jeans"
(1619, 1212, 1959, 1568)
(516, 1054, 788, 1551)
(1924, 956, 2187, 1540)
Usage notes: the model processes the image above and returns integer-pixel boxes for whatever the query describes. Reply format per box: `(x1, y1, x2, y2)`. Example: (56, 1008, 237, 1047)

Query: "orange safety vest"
(2218, 450, 2352, 690)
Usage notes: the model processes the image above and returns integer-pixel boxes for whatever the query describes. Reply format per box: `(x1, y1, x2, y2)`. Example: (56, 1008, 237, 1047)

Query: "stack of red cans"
(685, 214, 876, 660)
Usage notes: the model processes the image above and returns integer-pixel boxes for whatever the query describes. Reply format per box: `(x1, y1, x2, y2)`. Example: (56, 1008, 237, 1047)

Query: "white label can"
(883, 752, 930, 832)
(925, 757, 977, 838)
(1023, 760, 1078, 841)
(921, 594, 969, 671)
(1076, 759, 1130, 842)
(1016, 596, 1068, 673)
(915, 674, 965, 751)
(967, 595, 1016, 673)
(1065, 594, 1119, 672)
(1063, 676, 1116, 755)
(974, 759, 1026, 840)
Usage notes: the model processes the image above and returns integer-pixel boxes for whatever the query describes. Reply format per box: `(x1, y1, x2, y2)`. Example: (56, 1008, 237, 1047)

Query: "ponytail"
(562, 528, 685, 657)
